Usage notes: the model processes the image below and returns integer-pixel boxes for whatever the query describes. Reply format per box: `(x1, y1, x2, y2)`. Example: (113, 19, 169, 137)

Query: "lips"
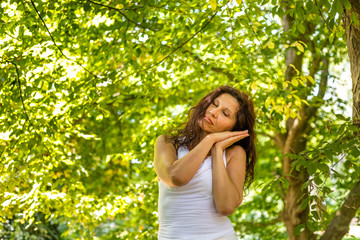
(204, 116, 213, 125)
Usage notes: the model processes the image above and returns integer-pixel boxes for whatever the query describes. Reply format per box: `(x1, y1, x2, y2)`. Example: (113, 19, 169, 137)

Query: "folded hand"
(211, 130, 249, 151)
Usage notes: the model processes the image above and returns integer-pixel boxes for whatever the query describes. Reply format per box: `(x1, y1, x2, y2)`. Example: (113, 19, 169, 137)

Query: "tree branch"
(85, 0, 157, 31)
(243, 4, 262, 45)
(320, 180, 360, 240)
(6, 60, 30, 124)
(29, 0, 98, 79)
(274, 132, 286, 152)
(4, 60, 52, 161)
(113, 11, 218, 85)
(317, 58, 329, 98)
(284, 55, 330, 156)
(154, 12, 217, 69)
(183, 50, 235, 81)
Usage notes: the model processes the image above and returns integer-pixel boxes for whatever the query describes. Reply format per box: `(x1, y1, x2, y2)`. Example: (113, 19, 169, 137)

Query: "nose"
(209, 108, 218, 117)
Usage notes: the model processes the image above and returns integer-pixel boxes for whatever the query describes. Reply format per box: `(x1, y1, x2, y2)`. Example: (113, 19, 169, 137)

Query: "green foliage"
(289, 117, 360, 234)
(0, 0, 357, 239)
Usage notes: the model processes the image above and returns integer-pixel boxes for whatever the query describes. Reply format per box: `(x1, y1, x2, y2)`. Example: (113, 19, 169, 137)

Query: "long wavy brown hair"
(166, 86, 256, 189)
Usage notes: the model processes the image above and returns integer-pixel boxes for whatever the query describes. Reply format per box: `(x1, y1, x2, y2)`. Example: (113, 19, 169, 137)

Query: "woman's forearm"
(211, 148, 242, 216)
(168, 135, 215, 186)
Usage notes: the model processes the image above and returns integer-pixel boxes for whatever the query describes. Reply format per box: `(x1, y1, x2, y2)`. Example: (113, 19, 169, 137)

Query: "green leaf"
(337, 123, 346, 134)
(350, 146, 360, 157)
(349, 125, 360, 132)
(306, 1, 316, 12)
(306, 220, 316, 232)
(323, 186, 333, 194)
(351, 12, 360, 27)
(297, 24, 306, 34)
(265, 97, 272, 108)
(300, 197, 309, 211)
(306, 75, 315, 84)
(84, 2, 92, 12)
(307, 164, 316, 175)
(268, 39, 275, 49)
(329, 32, 335, 43)
(344, 160, 352, 170)
(318, 163, 329, 173)
(294, 223, 305, 236)
(295, 42, 304, 52)
(210, 0, 217, 10)
(289, 64, 300, 75)
(329, 0, 342, 20)
(342, 0, 351, 10)
(301, 181, 309, 190)
(313, 176, 323, 185)
(336, 29, 343, 38)
(335, 114, 346, 120)
(292, 78, 299, 86)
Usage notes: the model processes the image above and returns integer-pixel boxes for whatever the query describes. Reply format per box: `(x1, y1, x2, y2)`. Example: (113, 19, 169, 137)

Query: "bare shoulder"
(156, 134, 170, 145)
(155, 134, 176, 151)
(156, 134, 166, 144)
(227, 145, 246, 164)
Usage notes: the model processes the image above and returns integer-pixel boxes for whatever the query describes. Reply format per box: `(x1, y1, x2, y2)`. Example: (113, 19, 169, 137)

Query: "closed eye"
(213, 100, 230, 117)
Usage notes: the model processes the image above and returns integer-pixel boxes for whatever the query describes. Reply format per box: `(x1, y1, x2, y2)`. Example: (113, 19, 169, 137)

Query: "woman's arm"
(154, 131, 247, 187)
(211, 136, 247, 216)
(154, 134, 214, 187)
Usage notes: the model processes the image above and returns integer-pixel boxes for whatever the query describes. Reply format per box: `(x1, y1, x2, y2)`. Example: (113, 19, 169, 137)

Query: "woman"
(154, 86, 256, 240)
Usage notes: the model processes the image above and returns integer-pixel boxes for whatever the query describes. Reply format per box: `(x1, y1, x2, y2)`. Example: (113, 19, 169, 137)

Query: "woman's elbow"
(169, 171, 189, 187)
(217, 206, 236, 216)
(217, 200, 242, 216)
(170, 176, 186, 187)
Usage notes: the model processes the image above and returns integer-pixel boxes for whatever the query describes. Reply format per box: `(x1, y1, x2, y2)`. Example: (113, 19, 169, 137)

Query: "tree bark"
(280, 3, 335, 239)
(345, 0, 360, 134)
(281, 8, 316, 240)
(320, 180, 360, 240)
(319, 2, 360, 239)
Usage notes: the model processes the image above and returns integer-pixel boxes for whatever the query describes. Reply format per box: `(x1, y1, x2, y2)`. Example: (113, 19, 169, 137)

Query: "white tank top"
(158, 146, 236, 240)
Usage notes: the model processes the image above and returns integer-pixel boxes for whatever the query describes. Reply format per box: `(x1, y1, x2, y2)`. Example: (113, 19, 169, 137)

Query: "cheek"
(220, 119, 235, 130)
(228, 119, 237, 129)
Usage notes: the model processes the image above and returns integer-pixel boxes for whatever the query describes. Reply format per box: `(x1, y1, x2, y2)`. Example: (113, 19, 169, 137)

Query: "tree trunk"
(281, 116, 318, 240)
(282, 145, 313, 240)
(281, 9, 315, 240)
(319, 2, 360, 239)
(345, 0, 360, 134)
(320, 180, 360, 240)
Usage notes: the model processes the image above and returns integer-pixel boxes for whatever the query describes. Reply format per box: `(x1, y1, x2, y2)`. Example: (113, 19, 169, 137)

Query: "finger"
(216, 135, 248, 149)
(227, 135, 249, 144)
(217, 131, 249, 142)
(229, 132, 248, 137)
(231, 134, 249, 140)
(230, 132, 249, 137)
(221, 134, 249, 144)
(231, 130, 249, 135)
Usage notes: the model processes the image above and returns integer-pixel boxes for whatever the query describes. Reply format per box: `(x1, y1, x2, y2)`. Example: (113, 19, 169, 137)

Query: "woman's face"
(199, 93, 239, 134)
